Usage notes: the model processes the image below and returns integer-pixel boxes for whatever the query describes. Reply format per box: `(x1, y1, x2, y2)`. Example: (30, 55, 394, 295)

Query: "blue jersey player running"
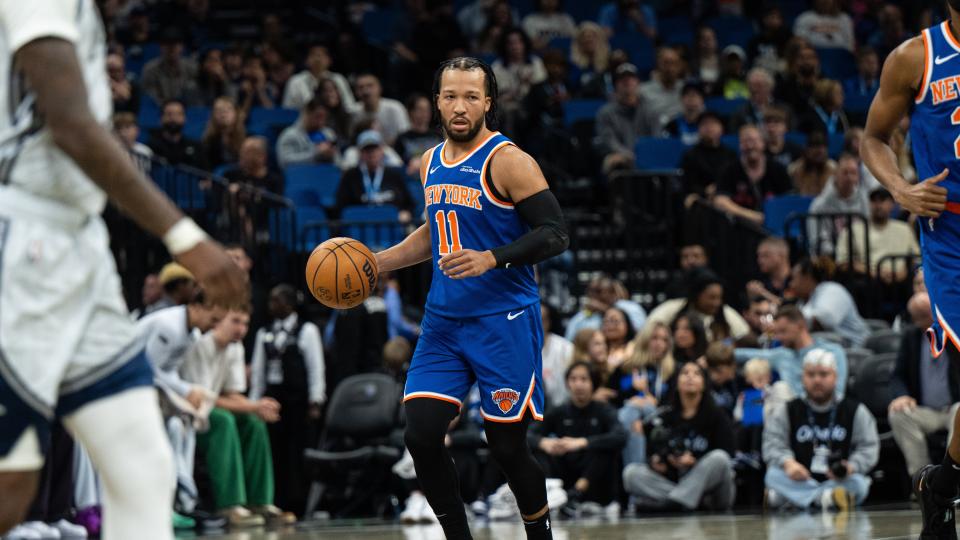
(864, 3, 960, 538)
(375, 58, 568, 540)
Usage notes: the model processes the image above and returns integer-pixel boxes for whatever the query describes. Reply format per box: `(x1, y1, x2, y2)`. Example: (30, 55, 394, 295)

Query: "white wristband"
(163, 217, 208, 255)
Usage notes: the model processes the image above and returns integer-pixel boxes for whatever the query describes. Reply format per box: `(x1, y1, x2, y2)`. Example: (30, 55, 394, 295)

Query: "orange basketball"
(305, 237, 379, 309)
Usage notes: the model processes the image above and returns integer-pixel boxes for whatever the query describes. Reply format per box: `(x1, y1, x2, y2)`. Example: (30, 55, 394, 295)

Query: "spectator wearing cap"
(663, 82, 705, 146)
(353, 73, 410, 146)
(716, 45, 749, 100)
(843, 47, 879, 103)
(595, 63, 654, 173)
(762, 346, 878, 510)
(729, 68, 777, 132)
(140, 28, 201, 106)
(640, 46, 685, 132)
(276, 97, 340, 169)
(798, 79, 849, 137)
(283, 44, 358, 113)
(679, 111, 737, 205)
(154, 263, 198, 313)
(836, 187, 919, 282)
(793, 0, 855, 51)
(763, 105, 803, 169)
(714, 124, 792, 226)
(334, 130, 414, 224)
(789, 130, 836, 196)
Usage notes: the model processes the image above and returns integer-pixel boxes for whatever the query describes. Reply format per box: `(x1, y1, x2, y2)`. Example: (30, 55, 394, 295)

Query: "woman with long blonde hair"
(570, 22, 610, 78)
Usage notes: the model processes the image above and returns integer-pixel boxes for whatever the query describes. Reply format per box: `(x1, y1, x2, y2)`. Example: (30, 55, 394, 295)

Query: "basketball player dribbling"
(0, 1, 247, 539)
(375, 58, 569, 539)
(863, 2, 960, 538)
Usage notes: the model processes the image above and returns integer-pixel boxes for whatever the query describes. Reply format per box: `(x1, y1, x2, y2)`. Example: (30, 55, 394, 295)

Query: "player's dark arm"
(15, 38, 247, 306)
(376, 149, 434, 272)
(862, 37, 948, 218)
(440, 146, 569, 279)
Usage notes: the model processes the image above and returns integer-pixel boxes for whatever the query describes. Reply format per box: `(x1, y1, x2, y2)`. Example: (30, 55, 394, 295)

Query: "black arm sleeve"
(490, 189, 569, 269)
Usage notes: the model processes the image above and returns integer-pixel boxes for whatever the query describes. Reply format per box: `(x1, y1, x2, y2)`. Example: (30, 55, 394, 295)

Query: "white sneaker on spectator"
(49, 520, 86, 538)
(11, 522, 60, 539)
(400, 492, 428, 524)
(579, 501, 604, 517)
(418, 497, 439, 524)
(764, 488, 783, 510)
(487, 484, 518, 521)
(604, 501, 621, 519)
(546, 484, 568, 510)
(469, 499, 488, 517)
(3, 523, 43, 540)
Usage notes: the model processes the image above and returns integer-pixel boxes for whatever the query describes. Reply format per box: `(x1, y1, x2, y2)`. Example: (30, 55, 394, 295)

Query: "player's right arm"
(862, 36, 948, 218)
(13, 35, 246, 306)
(375, 149, 434, 272)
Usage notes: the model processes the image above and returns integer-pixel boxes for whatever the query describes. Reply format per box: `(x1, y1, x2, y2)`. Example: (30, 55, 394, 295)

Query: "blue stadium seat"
(406, 177, 425, 219)
(610, 33, 655, 74)
(341, 205, 404, 251)
(817, 49, 858, 80)
(184, 106, 210, 141)
(707, 16, 756, 48)
(845, 94, 873, 116)
(705, 97, 747, 118)
(764, 195, 814, 238)
(785, 131, 807, 149)
(284, 164, 340, 208)
(720, 134, 740, 152)
(124, 42, 160, 76)
(297, 207, 330, 251)
(138, 97, 161, 132)
(362, 9, 399, 47)
(248, 108, 300, 132)
(634, 137, 685, 171)
(828, 133, 845, 159)
(658, 17, 694, 46)
(568, 2, 599, 22)
(562, 99, 605, 127)
(547, 37, 572, 56)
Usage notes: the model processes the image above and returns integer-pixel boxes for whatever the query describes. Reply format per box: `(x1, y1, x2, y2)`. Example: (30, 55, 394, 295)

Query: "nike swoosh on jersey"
(429, 165, 442, 174)
(507, 311, 524, 320)
(936, 53, 959, 65)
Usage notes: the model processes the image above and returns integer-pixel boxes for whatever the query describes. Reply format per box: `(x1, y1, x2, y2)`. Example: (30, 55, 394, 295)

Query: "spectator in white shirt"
(522, 0, 577, 50)
(282, 44, 357, 112)
(790, 257, 869, 347)
(836, 187, 920, 282)
(541, 304, 574, 409)
(793, 0, 855, 51)
(352, 73, 411, 145)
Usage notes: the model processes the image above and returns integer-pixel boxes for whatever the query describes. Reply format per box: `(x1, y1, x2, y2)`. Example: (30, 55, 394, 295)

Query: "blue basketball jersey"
(422, 131, 539, 318)
(911, 21, 960, 202)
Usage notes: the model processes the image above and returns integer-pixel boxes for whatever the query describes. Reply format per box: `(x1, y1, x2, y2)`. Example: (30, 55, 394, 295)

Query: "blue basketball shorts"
(404, 303, 545, 423)
(921, 208, 960, 357)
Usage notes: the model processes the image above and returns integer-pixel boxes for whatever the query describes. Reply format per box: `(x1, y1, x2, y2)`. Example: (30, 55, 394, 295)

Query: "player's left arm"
(439, 145, 569, 279)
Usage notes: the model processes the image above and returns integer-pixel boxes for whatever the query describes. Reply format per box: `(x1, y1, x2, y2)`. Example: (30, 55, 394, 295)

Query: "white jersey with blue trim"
(0, 0, 112, 215)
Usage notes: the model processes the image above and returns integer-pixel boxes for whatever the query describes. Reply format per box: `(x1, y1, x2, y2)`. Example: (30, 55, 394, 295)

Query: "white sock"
(63, 387, 174, 540)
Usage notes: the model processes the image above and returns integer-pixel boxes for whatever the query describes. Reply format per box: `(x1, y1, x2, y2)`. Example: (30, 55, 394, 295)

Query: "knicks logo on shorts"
(491, 388, 521, 413)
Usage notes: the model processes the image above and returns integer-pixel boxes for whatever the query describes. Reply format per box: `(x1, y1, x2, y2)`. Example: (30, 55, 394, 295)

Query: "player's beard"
(444, 114, 484, 142)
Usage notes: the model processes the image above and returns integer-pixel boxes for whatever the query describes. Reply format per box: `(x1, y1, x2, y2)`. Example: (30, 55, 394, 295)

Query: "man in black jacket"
(529, 361, 627, 515)
(147, 99, 205, 168)
(889, 292, 960, 477)
(334, 130, 414, 223)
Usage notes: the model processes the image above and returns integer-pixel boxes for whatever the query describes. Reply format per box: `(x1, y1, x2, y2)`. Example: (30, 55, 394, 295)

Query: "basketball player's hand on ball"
(439, 249, 497, 279)
(177, 239, 249, 308)
(895, 168, 948, 218)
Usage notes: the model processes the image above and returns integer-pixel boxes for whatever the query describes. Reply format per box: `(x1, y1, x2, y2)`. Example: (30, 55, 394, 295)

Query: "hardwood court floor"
(182, 507, 927, 539)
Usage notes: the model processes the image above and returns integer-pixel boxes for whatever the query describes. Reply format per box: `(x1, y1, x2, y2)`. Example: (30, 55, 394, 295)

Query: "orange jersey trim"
(917, 30, 933, 103)
(479, 141, 516, 209)
(480, 375, 541, 423)
(439, 131, 500, 166)
(403, 392, 463, 408)
(928, 305, 960, 359)
(944, 21, 960, 52)
(946, 201, 960, 214)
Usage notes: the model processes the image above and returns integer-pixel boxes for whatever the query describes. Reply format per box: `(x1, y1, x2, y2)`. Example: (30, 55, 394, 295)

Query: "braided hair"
(431, 56, 501, 132)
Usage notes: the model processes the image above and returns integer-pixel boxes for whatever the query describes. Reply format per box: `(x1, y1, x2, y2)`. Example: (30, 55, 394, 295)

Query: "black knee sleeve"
(485, 418, 548, 516)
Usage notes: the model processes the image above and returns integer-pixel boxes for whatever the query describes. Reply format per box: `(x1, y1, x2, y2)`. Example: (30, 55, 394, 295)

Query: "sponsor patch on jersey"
(491, 387, 521, 413)
(459, 165, 482, 175)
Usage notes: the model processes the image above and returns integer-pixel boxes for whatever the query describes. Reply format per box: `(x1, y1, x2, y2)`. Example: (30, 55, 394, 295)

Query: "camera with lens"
(645, 414, 681, 462)
(828, 449, 847, 478)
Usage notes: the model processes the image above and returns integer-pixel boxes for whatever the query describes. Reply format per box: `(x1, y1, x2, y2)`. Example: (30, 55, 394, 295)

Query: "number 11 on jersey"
(435, 210, 462, 256)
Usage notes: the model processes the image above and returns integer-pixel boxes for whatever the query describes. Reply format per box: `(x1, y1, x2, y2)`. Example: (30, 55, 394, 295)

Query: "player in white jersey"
(0, 1, 247, 539)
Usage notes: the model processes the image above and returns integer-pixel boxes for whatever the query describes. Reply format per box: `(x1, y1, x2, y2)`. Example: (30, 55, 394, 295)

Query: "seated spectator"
(394, 94, 444, 173)
(601, 306, 636, 375)
(843, 47, 879, 103)
(747, 237, 793, 305)
(352, 73, 411, 145)
(276, 97, 340, 169)
(541, 304, 574, 409)
(107, 52, 139, 113)
(714, 124, 792, 226)
(597, 0, 657, 40)
(646, 268, 751, 342)
(792, 0, 854, 51)
(522, 49, 572, 150)
(841, 128, 882, 191)
(140, 28, 200, 106)
(747, 6, 792, 75)
(155, 262, 198, 311)
(706, 342, 743, 418)
(889, 292, 960, 477)
(679, 112, 737, 204)
(492, 28, 547, 133)
(762, 351, 879, 510)
(775, 42, 821, 120)
(565, 275, 614, 341)
(836, 187, 920, 282)
(334, 130, 414, 223)
(572, 329, 610, 378)
(238, 55, 279, 113)
(148, 100, 205, 168)
(641, 46, 685, 132)
(729, 68, 776, 131)
(113, 112, 153, 162)
(622, 362, 736, 511)
(569, 21, 611, 90)
(381, 336, 413, 384)
(283, 44, 357, 112)
(530, 361, 628, 516)
(809, 153, 869, 217)
(763, 105, 803, 169)
(738, 296, 777, 348)
(180, 308, 294, 525)
(610, 278, 647, 331)
(691, 27, 721, 91)
(798, 79, 849, 136)
(522, 0, 577, 50)
(472, 0, 518, 55)
(734, 358, 773, 453)
(663, 82, 705, 146)
(791, 257, 869, 347)
(223, 136, 283, 194)
(735, 305, 848, 400)
(201, 97, 246, 170)
(595, 63, 653, 173)
(672, 313, 709, 364)
(715, 45, 749, 100)
(249, 285, 326, 513)
(196, 48, 237, 106)
(340, 119, 406, 170)
(318, 76, 355, 143)
(664, 243, 711, 299)
(867, 5, 909, 62)
(789, 130, 836, 196)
